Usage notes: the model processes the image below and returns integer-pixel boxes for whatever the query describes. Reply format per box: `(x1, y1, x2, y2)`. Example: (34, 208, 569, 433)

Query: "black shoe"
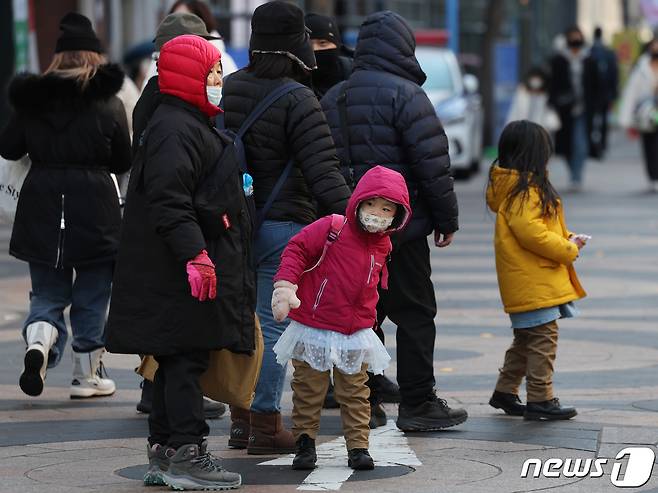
(524, 398, 577, 421)
(368, 373, 401, 403)
(396, 393, 468, 431)
(137, 380, 226, 419)
(348, 448, 374, 470)
(292, 434, 317, 470)
(323, 382, 340, 409)
(369, 400, 387, 429)
(489, 391, 525, 416)
(136, 379, 153, 414)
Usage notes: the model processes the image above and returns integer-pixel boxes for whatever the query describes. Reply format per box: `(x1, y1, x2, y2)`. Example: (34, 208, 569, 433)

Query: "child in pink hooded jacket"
(271, 166, 411, 471)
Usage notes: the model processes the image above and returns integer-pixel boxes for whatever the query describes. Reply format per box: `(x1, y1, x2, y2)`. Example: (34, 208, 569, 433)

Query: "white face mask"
(358, 209, 394, 233)
(206, 85, 222, 106)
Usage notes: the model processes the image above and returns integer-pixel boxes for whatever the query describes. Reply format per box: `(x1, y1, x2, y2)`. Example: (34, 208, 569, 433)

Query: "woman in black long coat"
(105, 34, 252, 489)
(0, 13, 131, 399)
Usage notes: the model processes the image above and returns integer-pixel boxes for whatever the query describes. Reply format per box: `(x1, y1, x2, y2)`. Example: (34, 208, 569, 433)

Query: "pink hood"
(275, 166, 411, 335)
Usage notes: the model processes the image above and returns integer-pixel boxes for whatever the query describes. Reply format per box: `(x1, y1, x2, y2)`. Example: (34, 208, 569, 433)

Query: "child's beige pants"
(495, 320, 559, 402)
(291, 359, 370, 450)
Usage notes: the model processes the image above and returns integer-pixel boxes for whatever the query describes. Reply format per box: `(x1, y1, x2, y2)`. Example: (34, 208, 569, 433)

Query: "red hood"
(346, 166, 412, 236)
(158, 34, 221, 118)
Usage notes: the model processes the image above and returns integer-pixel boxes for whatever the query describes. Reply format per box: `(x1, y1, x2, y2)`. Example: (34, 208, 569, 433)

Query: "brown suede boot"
(247, 411, 296, 455)
(228, 406, 250, 449)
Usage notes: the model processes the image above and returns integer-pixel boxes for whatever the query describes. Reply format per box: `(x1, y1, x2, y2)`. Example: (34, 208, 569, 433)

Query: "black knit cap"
(55, 12, 103, 54)
(249, 1, 316, 70)
(305, 13, 341, 47)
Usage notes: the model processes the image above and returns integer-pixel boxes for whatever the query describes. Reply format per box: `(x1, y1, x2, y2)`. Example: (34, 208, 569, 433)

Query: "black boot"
(489, 391, 525, 416)
(137, 379, 226, 419)
(524, 398, 577, 421)
(348, 448, 374, 470)
(369, 398, 387, 429)
(292, 434, 317, 470)
(368, 373, 401, 403)
(396, 392, 468, 431)
(137, 379, 153, 414)
(322, 381, 339, 409)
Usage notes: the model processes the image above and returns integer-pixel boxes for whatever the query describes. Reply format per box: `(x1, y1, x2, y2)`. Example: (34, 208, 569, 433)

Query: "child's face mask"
(358, 197, 398, 233)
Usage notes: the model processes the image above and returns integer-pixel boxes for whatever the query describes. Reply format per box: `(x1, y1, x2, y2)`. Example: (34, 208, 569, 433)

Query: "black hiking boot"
(396, 392, 468, 431)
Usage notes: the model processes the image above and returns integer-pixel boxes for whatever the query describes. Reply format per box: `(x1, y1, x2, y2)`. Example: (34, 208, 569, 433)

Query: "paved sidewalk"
(0, 131, 657, 492)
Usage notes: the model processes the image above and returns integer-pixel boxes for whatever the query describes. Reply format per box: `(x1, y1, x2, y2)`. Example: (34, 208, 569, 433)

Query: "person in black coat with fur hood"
(0, 13, 131, 400)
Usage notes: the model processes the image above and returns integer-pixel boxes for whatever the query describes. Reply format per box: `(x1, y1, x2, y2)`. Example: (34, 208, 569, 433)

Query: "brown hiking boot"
(228, 406, 250, 449)
(247, 411, 296, 455)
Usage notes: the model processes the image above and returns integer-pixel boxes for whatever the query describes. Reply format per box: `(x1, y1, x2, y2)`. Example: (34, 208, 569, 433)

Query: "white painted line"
(259, 420, 421, 490)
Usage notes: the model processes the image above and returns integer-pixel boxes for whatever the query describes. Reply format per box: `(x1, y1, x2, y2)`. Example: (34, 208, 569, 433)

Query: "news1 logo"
(521, 447, 656, 487)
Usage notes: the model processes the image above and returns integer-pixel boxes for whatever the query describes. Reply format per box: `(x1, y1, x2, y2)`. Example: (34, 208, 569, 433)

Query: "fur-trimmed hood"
(8, 63, 125, 113)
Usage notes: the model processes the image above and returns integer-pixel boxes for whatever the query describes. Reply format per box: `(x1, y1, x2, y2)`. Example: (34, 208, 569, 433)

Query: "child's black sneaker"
(292, 434, 317, 470)
(489, 391, 525, 416)
(524, 397, 577, 421)
(348, 448, 375, 470)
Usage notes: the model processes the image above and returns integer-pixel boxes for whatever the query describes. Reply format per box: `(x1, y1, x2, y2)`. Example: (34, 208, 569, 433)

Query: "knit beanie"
(55, 12, 103, 54)
(305, 13, 342, 47)
(249, 1, 316, 71)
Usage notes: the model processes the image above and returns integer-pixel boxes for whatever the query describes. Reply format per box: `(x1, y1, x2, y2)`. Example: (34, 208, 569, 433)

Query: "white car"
(415, 46, 484, 178)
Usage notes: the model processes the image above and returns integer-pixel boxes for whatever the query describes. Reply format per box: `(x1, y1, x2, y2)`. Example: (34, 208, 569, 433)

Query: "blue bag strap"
(237, 81, 304, 137)
(255, 158, 294, 230)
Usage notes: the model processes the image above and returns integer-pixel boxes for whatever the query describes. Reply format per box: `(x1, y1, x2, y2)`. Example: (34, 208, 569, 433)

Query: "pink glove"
(271, 280, 301, 322)
(186, 250, 217, 301)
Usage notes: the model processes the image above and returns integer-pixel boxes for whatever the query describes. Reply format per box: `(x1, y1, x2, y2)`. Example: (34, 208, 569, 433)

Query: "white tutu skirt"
(273, 320, 391, 375)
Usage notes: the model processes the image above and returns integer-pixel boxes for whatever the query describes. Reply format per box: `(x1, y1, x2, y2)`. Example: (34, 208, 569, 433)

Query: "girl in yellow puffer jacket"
(486, 120, 588, 421)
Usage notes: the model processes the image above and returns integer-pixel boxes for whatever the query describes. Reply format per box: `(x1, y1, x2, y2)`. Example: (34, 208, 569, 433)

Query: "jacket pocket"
(312, 278, 328, 313)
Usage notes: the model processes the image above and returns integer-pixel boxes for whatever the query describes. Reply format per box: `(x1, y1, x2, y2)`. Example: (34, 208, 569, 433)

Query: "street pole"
(447, 0, 459, 53)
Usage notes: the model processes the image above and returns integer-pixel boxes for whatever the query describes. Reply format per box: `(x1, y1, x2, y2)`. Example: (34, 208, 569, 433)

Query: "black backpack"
(194, 81, 304, 238)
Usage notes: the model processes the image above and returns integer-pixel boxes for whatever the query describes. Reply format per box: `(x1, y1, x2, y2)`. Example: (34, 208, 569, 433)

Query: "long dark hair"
(491, 120, 559, 217)
(247, 52, 311, 83)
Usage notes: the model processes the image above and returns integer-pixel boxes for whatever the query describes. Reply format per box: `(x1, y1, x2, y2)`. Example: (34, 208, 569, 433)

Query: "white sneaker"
(70, 348, 116, 399)
(20, 322, 58, 396)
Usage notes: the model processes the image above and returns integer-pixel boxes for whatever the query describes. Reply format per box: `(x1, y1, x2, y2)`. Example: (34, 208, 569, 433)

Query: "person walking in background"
(487, 120, 586, 421)
(272, 166, 411, 471)
(221, 1, 350, 455)
(130, 12, 228, 420)
(305, 13, 353, 99)
(106, 35, 252, 490)
(618, 37, 658, 193)
(168, 0, 238, 77)
(587, 26, 619, 159)
(0, 13, 130, 399)
(548, 26, 600, 192)
(321, 11, 467, 432)
(506, 66, 561, 133)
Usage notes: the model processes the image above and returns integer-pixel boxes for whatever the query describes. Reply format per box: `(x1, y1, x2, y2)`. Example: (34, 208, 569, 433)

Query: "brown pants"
(291, 359, 370, 450)
(495, 320, 559, 402)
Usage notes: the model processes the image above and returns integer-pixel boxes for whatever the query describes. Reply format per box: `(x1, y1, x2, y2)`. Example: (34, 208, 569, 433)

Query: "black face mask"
(567, 39, 584, 49)
(312, 48, 343, 93)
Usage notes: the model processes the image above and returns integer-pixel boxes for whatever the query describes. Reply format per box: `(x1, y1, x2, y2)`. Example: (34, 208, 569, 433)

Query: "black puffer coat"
(0, 64, 132, 267)
(106, 97, 256, 355)
(321, 11, 458, 239)
(222, 69, 350, 224)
